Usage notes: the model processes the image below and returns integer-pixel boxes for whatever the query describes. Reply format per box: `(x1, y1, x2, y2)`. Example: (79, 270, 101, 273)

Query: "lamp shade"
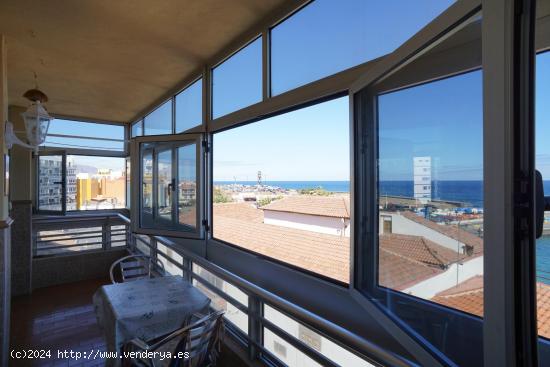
(21, 101, 53, 147)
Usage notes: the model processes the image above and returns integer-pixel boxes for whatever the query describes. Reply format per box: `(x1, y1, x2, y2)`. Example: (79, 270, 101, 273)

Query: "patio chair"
(109, 254, 166, 284)
(122, 310, 225, 367)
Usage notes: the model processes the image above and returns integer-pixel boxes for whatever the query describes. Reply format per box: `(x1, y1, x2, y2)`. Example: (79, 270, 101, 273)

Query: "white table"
(93, 275, 210, 365)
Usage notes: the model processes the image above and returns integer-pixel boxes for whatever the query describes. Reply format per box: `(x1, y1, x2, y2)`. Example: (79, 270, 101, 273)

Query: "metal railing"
(32, 213, 130, 257)
(31, 213, 412, 366)
(128, 232, 415, 367)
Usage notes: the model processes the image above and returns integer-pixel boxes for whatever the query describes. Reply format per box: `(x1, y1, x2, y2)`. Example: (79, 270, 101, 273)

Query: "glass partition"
(175, 78, 202, 133)
(138, 137, 201, 237)
(212, 37, 262, 118)
(270, 0, 454, 95)
(144, 100, 173, 136)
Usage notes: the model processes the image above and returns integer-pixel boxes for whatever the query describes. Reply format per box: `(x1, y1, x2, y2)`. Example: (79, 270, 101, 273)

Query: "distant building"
(38, 157, 76, 210)
(413, 156, 431, 203)
(261, 196, 351, 237)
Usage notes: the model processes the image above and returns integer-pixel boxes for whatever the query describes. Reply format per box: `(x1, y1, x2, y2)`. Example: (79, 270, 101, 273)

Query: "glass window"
(157, 243, 183, 276)
(178, 144, 197, 229)
(66, 156, 126, 210)
(131, 120, 143, 137)
(213, 97, 350, 283)
(270, 0, 454, 95)
(175, 78, 202, 133)
(125, 157, 131, 209)
(141, 148, 154, 227)
(192, 264, 249, 334)
(139, 140, 199, 235)
(43, 119, 125, 151)
(37, 155, 64, 212)
(144, 100, 173, 136)
(263, 305, 373, 367)
(377, 70, 484, 313)
(536, 50, 550, 342)
(212, 37, 262, 119)
(157, 148, 173, 225)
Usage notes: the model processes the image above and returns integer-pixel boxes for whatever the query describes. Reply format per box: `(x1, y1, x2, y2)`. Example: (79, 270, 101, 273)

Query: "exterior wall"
(32, 248, 127, 289)
(263, 306, 373, 367)
(403, 256, 484, 299)
(380, 212, 467, 251)
(263, 210, 350, 237)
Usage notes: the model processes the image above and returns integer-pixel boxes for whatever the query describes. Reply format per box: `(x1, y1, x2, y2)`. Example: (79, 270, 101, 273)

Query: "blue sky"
(41, 1, 550, 184)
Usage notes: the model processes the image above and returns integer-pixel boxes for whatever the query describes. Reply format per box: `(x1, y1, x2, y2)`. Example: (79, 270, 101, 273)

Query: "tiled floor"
(10, 278, 109, 367)
(9, 278, 249, 367)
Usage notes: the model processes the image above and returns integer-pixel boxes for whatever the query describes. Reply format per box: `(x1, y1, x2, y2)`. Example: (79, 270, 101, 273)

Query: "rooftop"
(432, 276, 550, 339)
(261, 196, 351, 219)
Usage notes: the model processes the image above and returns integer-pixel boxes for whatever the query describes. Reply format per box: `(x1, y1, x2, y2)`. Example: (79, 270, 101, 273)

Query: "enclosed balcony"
(1, 1, 550, 366)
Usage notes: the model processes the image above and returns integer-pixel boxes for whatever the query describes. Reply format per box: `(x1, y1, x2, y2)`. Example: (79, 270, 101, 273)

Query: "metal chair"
(123, 310, 225, 367)
(109, 254, 165, 284)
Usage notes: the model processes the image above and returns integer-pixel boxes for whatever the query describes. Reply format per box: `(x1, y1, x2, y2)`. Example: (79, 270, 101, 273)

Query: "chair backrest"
(109, 254, 165, 284)
(149, 310, 225, 367)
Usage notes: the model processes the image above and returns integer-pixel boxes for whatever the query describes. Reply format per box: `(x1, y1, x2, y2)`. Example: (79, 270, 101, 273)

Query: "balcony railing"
(31, 213, 412, 366)
(129, 233, 413, 367)
(32, 213, 130, 257)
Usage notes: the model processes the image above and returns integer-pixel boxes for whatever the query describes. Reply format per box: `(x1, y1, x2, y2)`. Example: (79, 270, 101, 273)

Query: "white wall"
(263, 305, 373, 367)
(380, 212, 466, 252)
(402, 256, 484, 299)
(264, 211, 350, 237)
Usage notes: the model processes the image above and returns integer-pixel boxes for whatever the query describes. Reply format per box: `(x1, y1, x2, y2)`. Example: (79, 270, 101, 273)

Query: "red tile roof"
(214, 203, 463, 287)
(261, 196, 350, 219)
(432, 276, 550, 339)
(400, 211, 483, 256)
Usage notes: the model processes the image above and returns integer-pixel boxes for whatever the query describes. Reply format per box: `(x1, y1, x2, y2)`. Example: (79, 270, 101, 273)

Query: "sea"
(215, 179, 550, 284)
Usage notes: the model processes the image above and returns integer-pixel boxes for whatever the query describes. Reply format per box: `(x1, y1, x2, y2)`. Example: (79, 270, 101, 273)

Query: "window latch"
(202, 141, 210, 153)
(202, 219, 210, 232)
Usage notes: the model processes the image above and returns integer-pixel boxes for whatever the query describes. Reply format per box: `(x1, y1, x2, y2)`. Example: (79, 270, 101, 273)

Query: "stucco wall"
(263, 210, 350, 237)
(380, 212, 466, 251)
(403, 256, 484, 299)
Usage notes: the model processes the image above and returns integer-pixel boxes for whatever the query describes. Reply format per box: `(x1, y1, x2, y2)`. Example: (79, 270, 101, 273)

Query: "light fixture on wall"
(5, 75, 53, 154)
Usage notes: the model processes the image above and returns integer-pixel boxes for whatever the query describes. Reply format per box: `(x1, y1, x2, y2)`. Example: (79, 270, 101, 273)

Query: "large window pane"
(212, 37, 262, 118)
(377, 70, 484, 315)
(38, 155, 64, 212)
(178, 144, 197, 229)
(67, 156, 126, 210)
(192, 264, 249, 334)
(144, 100, 173, 136)
(139, 141, 199, 234)
(271, 0, 454, 95)
(213, 97, 350, 283)
(131, 120, 143, 137)
(263, 305, 373, 367)
(175, 79, 202, 133)
(536, 50, 550, 341)
(43, 119, 124, 151)
(141, 149, 153, 227)
(157, 148, 173, 225)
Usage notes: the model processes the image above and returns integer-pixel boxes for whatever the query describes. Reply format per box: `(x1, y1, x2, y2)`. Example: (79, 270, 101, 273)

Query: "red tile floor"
(9, 278, 247, 367)
(10, 278, 109, 367)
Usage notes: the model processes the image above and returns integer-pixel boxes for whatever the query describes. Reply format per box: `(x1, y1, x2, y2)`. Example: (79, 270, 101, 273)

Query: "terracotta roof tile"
(261, 196, 350, 218)
(214, 203, 460, 288)
(380, 233, 464, 269)
(401, 211, 483, 255)
(432, 276, 550, 339)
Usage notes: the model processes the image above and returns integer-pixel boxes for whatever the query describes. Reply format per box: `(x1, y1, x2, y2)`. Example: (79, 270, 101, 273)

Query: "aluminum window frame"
(123, 0, 545, 364)
(131, 133, 205, 239)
